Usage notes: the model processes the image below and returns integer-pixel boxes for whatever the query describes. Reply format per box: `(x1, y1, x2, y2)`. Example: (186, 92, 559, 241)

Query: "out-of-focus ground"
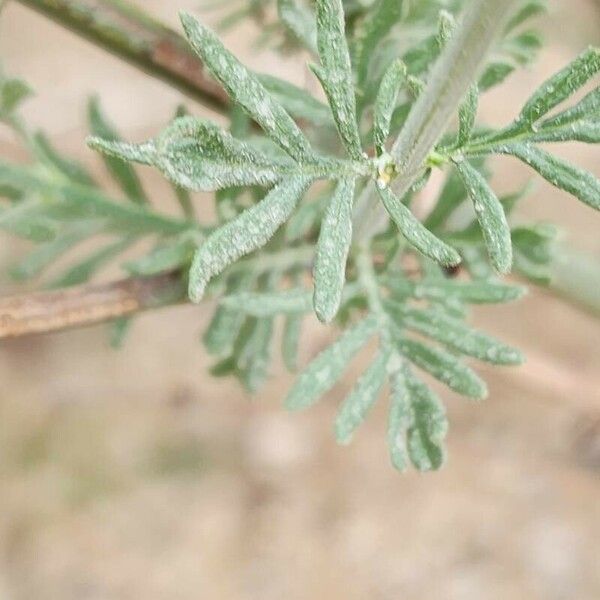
(0, 1, 599, 599)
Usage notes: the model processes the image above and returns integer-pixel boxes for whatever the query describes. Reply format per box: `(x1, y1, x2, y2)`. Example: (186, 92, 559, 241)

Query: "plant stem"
(14, 0, 229, 112)
(0, 269, 187, 339)
(391, 0, 518, 179)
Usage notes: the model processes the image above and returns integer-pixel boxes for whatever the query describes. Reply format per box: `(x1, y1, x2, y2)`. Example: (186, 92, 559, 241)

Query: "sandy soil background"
(1, 1, 599, 598)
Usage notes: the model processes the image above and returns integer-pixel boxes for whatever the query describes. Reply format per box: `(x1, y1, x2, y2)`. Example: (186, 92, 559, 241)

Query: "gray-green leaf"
(397, 337, 488, 399)
(335, 351, 389, 444)
(221, 289, 312, 317)
(313, 178, 356, 323)
(313, 0, 363, 160)
(454, 159, 512, 274)
(180, 12, 314, 162)
(257, 73, 332, 126)
(353, 0, 405, 88)
(285, 316, 379, 411)
(498, 143, 600, 211)
(277, 0, 318, 53)
(457, 85, 479, 147)
(378, 186, 461, 267)
(404, 371, 448, 471)
(391, 305, 524, 365)
(374, 59, 407, 155)
(88, 97, 148, 204)
(188, 177, 312, 302)
(519, 47, 600, 125)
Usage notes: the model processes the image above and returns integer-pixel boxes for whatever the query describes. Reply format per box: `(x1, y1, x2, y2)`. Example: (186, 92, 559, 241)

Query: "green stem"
(391, 0, 518, 179)
(550, 246, 600, 316)
(14, 0, 229, 112)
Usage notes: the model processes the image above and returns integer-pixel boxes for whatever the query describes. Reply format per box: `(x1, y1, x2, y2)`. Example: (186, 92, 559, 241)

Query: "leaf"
(92, 117, 299, 192)
(257, 73, 332, 126)
(499, 143, 600, 211)
(412, 280, 526, 304)
(0, 162, 189, 235)
(519, 47, 600, 125)
(387, 365, 448, 472)
(88, 97, 148, 204)
(538, 88, 600, 131)
(9, 222, 101, 281)
(87, 137, 155, 165)
(110, 317, 132, 349)
(373, 59, 407, 155)
(313, 178, 356, 323)
(391, 305, 524, 365)
(52, 238, 132, 288)
(479, 61, 515, 91)
(378, 186, 461, 267)
(277, 0, 317, 53)
(387, 366, 410, 471)
(285, 316, 379, 411)
(285, 196, 325, 242)
(34, 132, 96, 187)
(453, 160, 512, 274)
(0, 198, 57, 242)
(221, 288, 312, 317)
(237, 315, 275, 392)
(353, 0, 405, 87)
(424, 167, 469, 230)
(313, 0, 363, 160)
(457, 85, 479, 147)
(188, 176, 312, 302)
(404, 371, 448, 471)
(204, 272, 254, 355)
(0, 78, 32, 114)
(180, 12, 314, 162)
(437, 10, 456, 47)
(335, 351, 389, 444)
(125, 236, 196, 276)
(504, 1, 546, 33)
(282, 314, 302, 372)
(397, 337, 488, 399)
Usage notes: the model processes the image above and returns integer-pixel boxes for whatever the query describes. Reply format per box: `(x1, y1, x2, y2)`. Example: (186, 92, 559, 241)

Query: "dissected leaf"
(34, 132, 95, 187)
(88, 97, 148, 204)
(285, 316, 379, 410)
(277, 0, 318, 53)
(387, 365, 410, 471)
(204, 272, 254, 356)
(404, 371, 448, 471)
(125, 235, 196, 276)
(335, 351, 389, 444)
(180, 12, 315, 162)
(499, 143, 600, 211)
(397, 337, 488, 399)
(353, 0, 405, 87)
(313, 178, 356, 323)
(313, 0, 363, 160)
(412, 280, 526, 304)
(454, 159, 512, 274)
(0, 77, 32, 114)
(188, 176, 312, 302)
(282, 313, 303, 372)
(518, 47, 600, 125)
(374, 59, 407, 155)
(378, 186, 461, 267)
(221, 288, 312, 317)
(456, 85, 479, 147)
(390, 305, 524, 365)
(257, 73, 332, 125)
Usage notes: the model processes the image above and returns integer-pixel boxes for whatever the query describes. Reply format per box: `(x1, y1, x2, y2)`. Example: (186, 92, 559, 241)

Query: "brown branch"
(14, 0, 230, 112)
(0, 270, 187, 340)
